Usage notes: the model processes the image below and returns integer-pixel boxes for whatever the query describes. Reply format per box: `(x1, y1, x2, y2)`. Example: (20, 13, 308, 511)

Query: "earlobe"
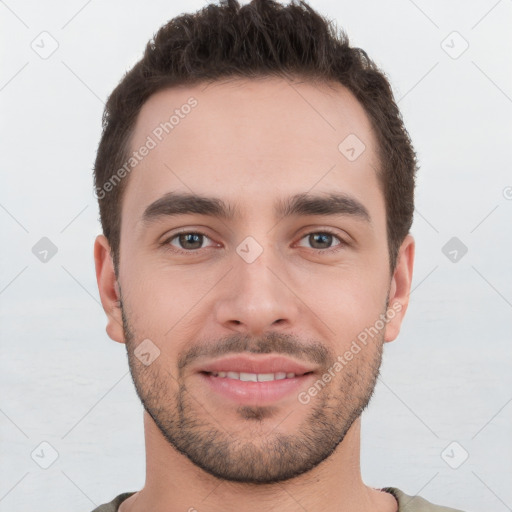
(94, 234, 126, 344)
(384, 234, 415, 343)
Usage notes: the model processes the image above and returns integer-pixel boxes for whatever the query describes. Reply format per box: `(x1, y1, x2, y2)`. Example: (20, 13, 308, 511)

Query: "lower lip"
(198, 372, 315, 405)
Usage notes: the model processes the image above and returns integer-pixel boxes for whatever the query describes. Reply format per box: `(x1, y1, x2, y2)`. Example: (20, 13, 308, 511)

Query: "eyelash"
(161, 229, 347, 255)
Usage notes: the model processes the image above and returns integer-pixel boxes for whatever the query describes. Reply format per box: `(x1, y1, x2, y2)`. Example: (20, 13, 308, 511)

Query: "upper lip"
(197, 355, 317, 375)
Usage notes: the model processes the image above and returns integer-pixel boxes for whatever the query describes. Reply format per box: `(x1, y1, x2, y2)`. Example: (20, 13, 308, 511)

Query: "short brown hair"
(94, 0, 417, 275)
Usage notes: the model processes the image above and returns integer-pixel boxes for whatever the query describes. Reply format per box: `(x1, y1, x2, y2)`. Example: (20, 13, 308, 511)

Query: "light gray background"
(1, 1, 511, 511)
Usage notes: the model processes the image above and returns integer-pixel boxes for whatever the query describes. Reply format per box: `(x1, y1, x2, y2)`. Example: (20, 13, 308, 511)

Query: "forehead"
(121, 76, 383, 228)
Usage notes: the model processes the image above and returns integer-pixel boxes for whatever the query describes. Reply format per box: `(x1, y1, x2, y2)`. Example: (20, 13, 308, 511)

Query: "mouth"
(197, 354, 317, 377)
(195, 355, 317, 405)
(201, 370, 314, 381)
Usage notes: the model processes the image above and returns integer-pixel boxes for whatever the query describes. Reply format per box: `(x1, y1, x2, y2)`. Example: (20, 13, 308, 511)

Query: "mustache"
(120, 301, 334, 371)
(176, 331, 332, 371)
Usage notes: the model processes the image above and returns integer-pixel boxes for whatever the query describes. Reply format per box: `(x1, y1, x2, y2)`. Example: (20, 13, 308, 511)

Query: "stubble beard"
(121, 304, 384, 484)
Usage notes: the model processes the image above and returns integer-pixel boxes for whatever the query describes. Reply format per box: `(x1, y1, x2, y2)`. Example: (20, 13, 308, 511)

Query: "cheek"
(267, 270, 385, 363)
(294, 257, 386, 308)
(119, 266, 171, 341)
(120, 258, 225, 351)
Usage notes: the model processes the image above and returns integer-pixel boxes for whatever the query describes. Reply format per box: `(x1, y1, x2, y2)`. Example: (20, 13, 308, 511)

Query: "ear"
(384, 234, 415, 343)
(94, 234, 126, 344)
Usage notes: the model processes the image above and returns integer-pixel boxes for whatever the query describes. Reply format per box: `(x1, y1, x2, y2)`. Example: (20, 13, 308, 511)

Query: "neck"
(119, 413, 397, 512)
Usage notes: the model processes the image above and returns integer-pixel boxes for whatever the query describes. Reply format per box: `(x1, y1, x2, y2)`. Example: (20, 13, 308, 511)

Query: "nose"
(213, 247, 301, 337)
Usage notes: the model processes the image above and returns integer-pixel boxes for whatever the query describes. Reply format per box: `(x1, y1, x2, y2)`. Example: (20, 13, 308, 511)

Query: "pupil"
(180, 233, 202, 249)
(311, 233, 331, 248)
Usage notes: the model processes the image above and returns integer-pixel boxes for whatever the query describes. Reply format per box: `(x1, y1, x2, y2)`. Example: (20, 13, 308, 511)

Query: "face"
(95, 77, 414, 484)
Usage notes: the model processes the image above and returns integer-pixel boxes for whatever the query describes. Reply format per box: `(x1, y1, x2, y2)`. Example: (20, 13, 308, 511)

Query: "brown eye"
(166, 232, 214, 252)
(297, 231, 344, 252)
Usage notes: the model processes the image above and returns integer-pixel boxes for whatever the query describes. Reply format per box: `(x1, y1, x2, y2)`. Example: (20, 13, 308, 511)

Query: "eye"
(296, 231, 345, 252)
(164, 231, 216, 253)
(161, 229, 347, 256)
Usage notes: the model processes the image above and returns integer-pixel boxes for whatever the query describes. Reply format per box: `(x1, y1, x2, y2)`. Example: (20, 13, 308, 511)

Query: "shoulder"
(382, 487, 467, 512)
(90, 492, 136, 512)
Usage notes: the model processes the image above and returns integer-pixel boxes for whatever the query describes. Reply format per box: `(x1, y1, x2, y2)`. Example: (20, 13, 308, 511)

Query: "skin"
(95, 76, 414, 512)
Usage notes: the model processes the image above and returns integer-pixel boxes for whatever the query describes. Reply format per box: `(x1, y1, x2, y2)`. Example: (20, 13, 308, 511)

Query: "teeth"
(210, 371, 298, 381)
(257, 373, 275, 382)
(239, 372, 257, 382)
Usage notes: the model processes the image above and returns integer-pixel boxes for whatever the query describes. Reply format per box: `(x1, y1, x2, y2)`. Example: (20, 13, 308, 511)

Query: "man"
(92, 0, 466, 510)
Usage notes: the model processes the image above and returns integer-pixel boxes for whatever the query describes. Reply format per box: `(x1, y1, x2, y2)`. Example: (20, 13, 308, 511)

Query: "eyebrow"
(141, 191, 371, 225)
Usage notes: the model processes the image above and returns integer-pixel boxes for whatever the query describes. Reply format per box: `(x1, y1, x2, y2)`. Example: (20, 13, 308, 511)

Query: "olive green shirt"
(91, 487, 467, 511)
